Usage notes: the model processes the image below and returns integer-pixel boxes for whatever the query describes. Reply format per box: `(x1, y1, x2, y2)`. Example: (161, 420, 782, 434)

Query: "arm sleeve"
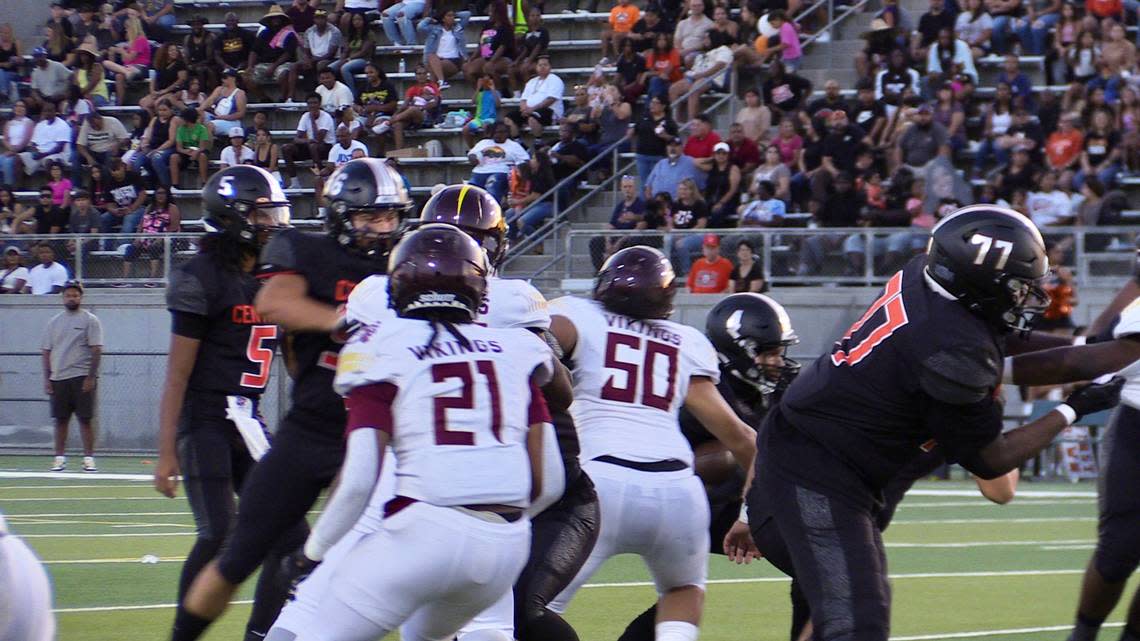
(685, 329, 721, 383)
(345, 382, 398, 436)
(166, 267, 210, 316)
(923, 395, 1004, 475)
(171, 310, 210, 339)
(917, 345, 1000, 405)
(303, 427, 381, 561)
(504, 281, 551, 330)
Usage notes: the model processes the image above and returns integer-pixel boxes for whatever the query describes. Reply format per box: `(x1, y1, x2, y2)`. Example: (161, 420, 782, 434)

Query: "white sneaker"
(598, 57, 612, 66)
(50, 456, 66, 472)
(83, 456, 98, 473)
(576, 8, 590, 13)
(288, 177, 302, 190)
(372, 121, 391, 136)
(438, 80, 450, 90)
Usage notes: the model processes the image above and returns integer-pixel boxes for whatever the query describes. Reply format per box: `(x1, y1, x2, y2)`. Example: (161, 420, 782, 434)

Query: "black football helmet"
(594, 246, 676, 320)
(925, 204, 1050, 334)
(324, 158, 413, 261)
(415, 184, 509, 268)
(202, 165, 291, 248)
(706, 293, 801, 395)
(387, 223, 489, 321)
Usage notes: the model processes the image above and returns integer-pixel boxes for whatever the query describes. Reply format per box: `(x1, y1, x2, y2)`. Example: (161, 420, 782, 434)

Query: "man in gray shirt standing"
(41, 281, 103, 472)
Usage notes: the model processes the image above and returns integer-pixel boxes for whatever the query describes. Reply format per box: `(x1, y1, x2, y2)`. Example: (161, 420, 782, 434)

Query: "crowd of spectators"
(3, 0, 1140, 291)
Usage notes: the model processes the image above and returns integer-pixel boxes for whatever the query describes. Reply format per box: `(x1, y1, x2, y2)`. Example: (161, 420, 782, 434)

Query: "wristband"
(738, 502, 749, 524)
(1055, 403, 1078, 426)
(1072, 335, 1088, 346)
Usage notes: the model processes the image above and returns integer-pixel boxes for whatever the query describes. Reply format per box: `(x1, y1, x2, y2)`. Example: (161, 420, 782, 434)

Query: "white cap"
(228, 126, 245, 138)
(713, 142, 731, 153)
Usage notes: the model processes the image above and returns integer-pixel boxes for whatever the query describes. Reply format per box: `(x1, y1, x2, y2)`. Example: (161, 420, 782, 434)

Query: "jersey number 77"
(831, 271, 910, 367)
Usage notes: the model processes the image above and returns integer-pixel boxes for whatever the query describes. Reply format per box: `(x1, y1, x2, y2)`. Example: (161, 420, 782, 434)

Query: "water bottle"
(398, 58, 406, 74)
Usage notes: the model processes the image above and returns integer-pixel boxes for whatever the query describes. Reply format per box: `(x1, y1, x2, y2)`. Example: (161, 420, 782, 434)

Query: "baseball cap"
(228, 126, 245, 138)
(915, 103, 934, 114)
(32, 47, 47, 57)
(713, 142, 730, 153)
(703, 233, 720, 247)
(62, 279, 84, 294)
(828, 110, 848, 124)
(221, 67, 239, 78)
(72, 189, 91, 200)
(4, 246, 21, 256)
(669, 136, 683, 145)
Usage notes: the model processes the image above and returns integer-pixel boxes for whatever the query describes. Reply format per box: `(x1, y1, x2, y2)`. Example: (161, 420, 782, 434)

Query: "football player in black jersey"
(171, 158, 413, 641)
(749, 205, 1124, 641)
(155, 165, 301, 641)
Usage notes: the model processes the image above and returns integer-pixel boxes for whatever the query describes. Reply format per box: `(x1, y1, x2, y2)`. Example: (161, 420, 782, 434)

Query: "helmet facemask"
(333, 204, 408, 260)
(721, 336, 801, 395)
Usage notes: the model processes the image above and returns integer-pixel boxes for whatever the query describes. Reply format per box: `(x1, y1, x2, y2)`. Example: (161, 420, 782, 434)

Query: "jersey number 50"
(600, 333, 679, 409)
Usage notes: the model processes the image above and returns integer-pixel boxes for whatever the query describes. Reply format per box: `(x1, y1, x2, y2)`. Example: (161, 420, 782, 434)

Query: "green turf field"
(2, 454, 1136, 641)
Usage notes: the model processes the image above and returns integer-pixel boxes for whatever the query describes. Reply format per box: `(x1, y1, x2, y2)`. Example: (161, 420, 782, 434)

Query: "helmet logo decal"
(456, 184, 471, 214)
(969, 233, 1013, 269)
(726, 309, 744, 340)
(217, 175, 236, 198)
(328, 171, 348, 196)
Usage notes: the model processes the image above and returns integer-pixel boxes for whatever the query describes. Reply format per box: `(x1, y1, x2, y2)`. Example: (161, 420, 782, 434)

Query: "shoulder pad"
(487, 278, 550, 330)
(346, 275, 393, 326)
(919, 346, 1001, 405)
(166, 264, 209, 316)
(256, 229, 304, 277)
(1114, 298, 1140, 339)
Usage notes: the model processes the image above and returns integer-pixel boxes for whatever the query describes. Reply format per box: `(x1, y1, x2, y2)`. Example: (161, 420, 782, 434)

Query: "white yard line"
(20, 532, 195, 539)
(889, 622, 1123, 640)
(891, 517, 1095, 525)
(0, 471, 153, 481)
(2, 496, 173, 501)
(906, 489, 1096, 498)
(886, 539, 1093, 548)
(897, 500, 1092, 508)
(4, 512, 193, 518)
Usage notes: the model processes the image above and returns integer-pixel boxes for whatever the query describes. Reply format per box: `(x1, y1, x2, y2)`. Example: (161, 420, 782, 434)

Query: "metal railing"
(562, 226, 1138, 288)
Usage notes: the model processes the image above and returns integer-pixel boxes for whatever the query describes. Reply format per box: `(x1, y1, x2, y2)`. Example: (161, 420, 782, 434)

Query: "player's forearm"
(1005, 330, 1078, 355)
(972, 411, 1069, 479)
(1010, 339, 1140, 385)
(255, 279, 341, 332)
(305, 429, 380, 561)
(1090, 280, 1140, 335)
(158, 377, 188, 460)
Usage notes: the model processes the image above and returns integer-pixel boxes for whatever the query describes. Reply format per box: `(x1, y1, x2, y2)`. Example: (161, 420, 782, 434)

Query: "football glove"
(279, 549, 321, 598)
(1064, 376, 1125, 420)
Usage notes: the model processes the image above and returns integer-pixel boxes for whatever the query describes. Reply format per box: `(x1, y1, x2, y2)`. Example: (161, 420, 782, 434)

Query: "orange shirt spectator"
(687, 234, 734, 293)
(610, 1, 641, 34)
(646, 47, 683, 83)
(1045, 117, 1084, 171)
(1087, 0, 1123, 18)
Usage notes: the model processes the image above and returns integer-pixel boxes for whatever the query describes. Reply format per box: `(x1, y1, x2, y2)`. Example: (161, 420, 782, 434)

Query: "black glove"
(1064, 376, 1125, 419)
(278, 549, 321, 598)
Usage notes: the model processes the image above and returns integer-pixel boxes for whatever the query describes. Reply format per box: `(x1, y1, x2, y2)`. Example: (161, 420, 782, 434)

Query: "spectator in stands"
(1, 100, 35, 186)
(216, 12, 255, 73)
(219, 127, 256, 168)
(137, 0, 175, 41)
(925, 27, 978, 93)
(335, 105, 363, 140)
(468, 121, 530, 202)
(511, 7, 551, 93)
(1088, 59, 1123, 104)
(955, 0, 993, 57)
(644, 32, 684, 105)
(846, 80, 885, 148)
(245, 108, 270, 141)
(807, 79, 851, 124)
(31, 187, 67, 235)
(42, 18, 75, 69)
(996, 54, 1033, 108)
(327, 13, 374, 94)
(669, 30, 734, 122)
(773, 116, 804, 168)
(668, 177, 710, 273)
(730, 240, 766, 292)
(122, 184, 180, 281)
(709, 4, 739, 45)
(0, 23, 20, 105)
(987, 0, 1023, 54)
(72, 43, 110, 110)
(931, 81, 966, 156)
(98, 159, 147, 235)
(565, 85, 597, 144)
(199, 68, 247, 138)
(1086, 0, 1123, 20)
(1002, 103, 1044, 163)
(915, 0, 957, 58)
(176, 77, 208, 112)
(568, 0, 601, 15)
(508, 152, 557, 241)
(687, 233, 732, 293)
(631, 93, 678, 191)
(250, 129, 281, 183)
(70, 6, 100, 48)
(418, 9, 470, 91)
(1, 246, 29, 293)
(47, 162, 72, 213)
(133, 100, 178, 187)
(287, 0, 320, 34)
(997, 146, 1036, 197)
(358, 62, 400, 135)
(1046, 111, 1085, 172)
(727, 122, 761, 175)
(674, 0, 713, 65)
(381, 0, 426, 47)
(812, 111, 867, 204)
(601, 0, 641, 65)
(138, 43, 188, 115)
(590, 174, 646, 270)
(646, 136, 703, 198)
(102, 12, 152, 107)
(315, 67, 355, 113)
(735, 88, 772, 144)
(282, 93, 334, 189)
(739, 178, 788, 226)
(28, 48, 71, 115)
(705, 141, 741, 226)
(628, 4, 672, 53)
(752, 145, 792, 202)
(27, 244, 69, 294)
(875, 49, 921, 115)
(1101, 20, 1135, 71)
(971, 81, 1014, 175)
(183, 16, 217, 91)
(293, 9, 342, 93)
(20, 103, 71, 184)
(798, 171, 864, 275)
(458, 75, 497, 148)
(67, 190, 100, 235)
(1027, 170, 1074, 225)
(1011, 0, 1061, 55)
(762, 10, 804, 72)
(462, 0, 514, 89)
(762, 60, 813, 116)
(1074, 108, 1122, 188)
(385, 64, 440, 150)
(549, 121, 589, 199)
(506, 56, 565, 138)
(171, 108, 211, 187)
(684, 113, 722, 162)
(251, 5, 299, 102)
(1065, 29, 1101, 83)
(588, 83, 633, 159)
(326, 124, 368, 168)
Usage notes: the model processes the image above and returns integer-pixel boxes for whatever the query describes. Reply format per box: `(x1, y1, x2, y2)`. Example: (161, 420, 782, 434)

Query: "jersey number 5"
(831, 270, 909, 366)
(432, 360, 503, 445)
(241, 325, 278, 389)
(600, 333, 679, 410)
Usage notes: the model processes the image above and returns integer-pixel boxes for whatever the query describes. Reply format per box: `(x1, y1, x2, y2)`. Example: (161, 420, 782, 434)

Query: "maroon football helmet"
(416, 184, 509, 267)
(387, 223, 489, 321)
(594, 246, 677, 320)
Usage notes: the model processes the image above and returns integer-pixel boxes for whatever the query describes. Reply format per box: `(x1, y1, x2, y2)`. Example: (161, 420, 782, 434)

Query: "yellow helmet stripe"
(456, 184, 471, 216)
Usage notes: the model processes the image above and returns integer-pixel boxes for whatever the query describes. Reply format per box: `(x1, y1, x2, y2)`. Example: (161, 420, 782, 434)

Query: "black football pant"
(513, 471, 601, 641)
(1094, 405, 1140, 584)
(213, 420, 342, 634)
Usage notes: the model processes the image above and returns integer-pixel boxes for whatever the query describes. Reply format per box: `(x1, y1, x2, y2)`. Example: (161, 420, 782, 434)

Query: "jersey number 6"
(600, 333, 679, 410)
(432, 360, 503, 445)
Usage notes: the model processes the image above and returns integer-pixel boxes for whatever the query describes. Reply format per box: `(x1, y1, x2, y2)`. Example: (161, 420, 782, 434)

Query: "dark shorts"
(1094, 404, 1140, 582)
(50, 376, 94, 421)
(505, 107, 554, 128)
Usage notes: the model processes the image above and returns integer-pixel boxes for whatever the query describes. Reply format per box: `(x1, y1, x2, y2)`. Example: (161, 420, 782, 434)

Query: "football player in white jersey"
(546, 246, 759, 641)
(281, 224, 557, 641)
(269, 185, 592, 641)
(0, 513, 56, 641)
